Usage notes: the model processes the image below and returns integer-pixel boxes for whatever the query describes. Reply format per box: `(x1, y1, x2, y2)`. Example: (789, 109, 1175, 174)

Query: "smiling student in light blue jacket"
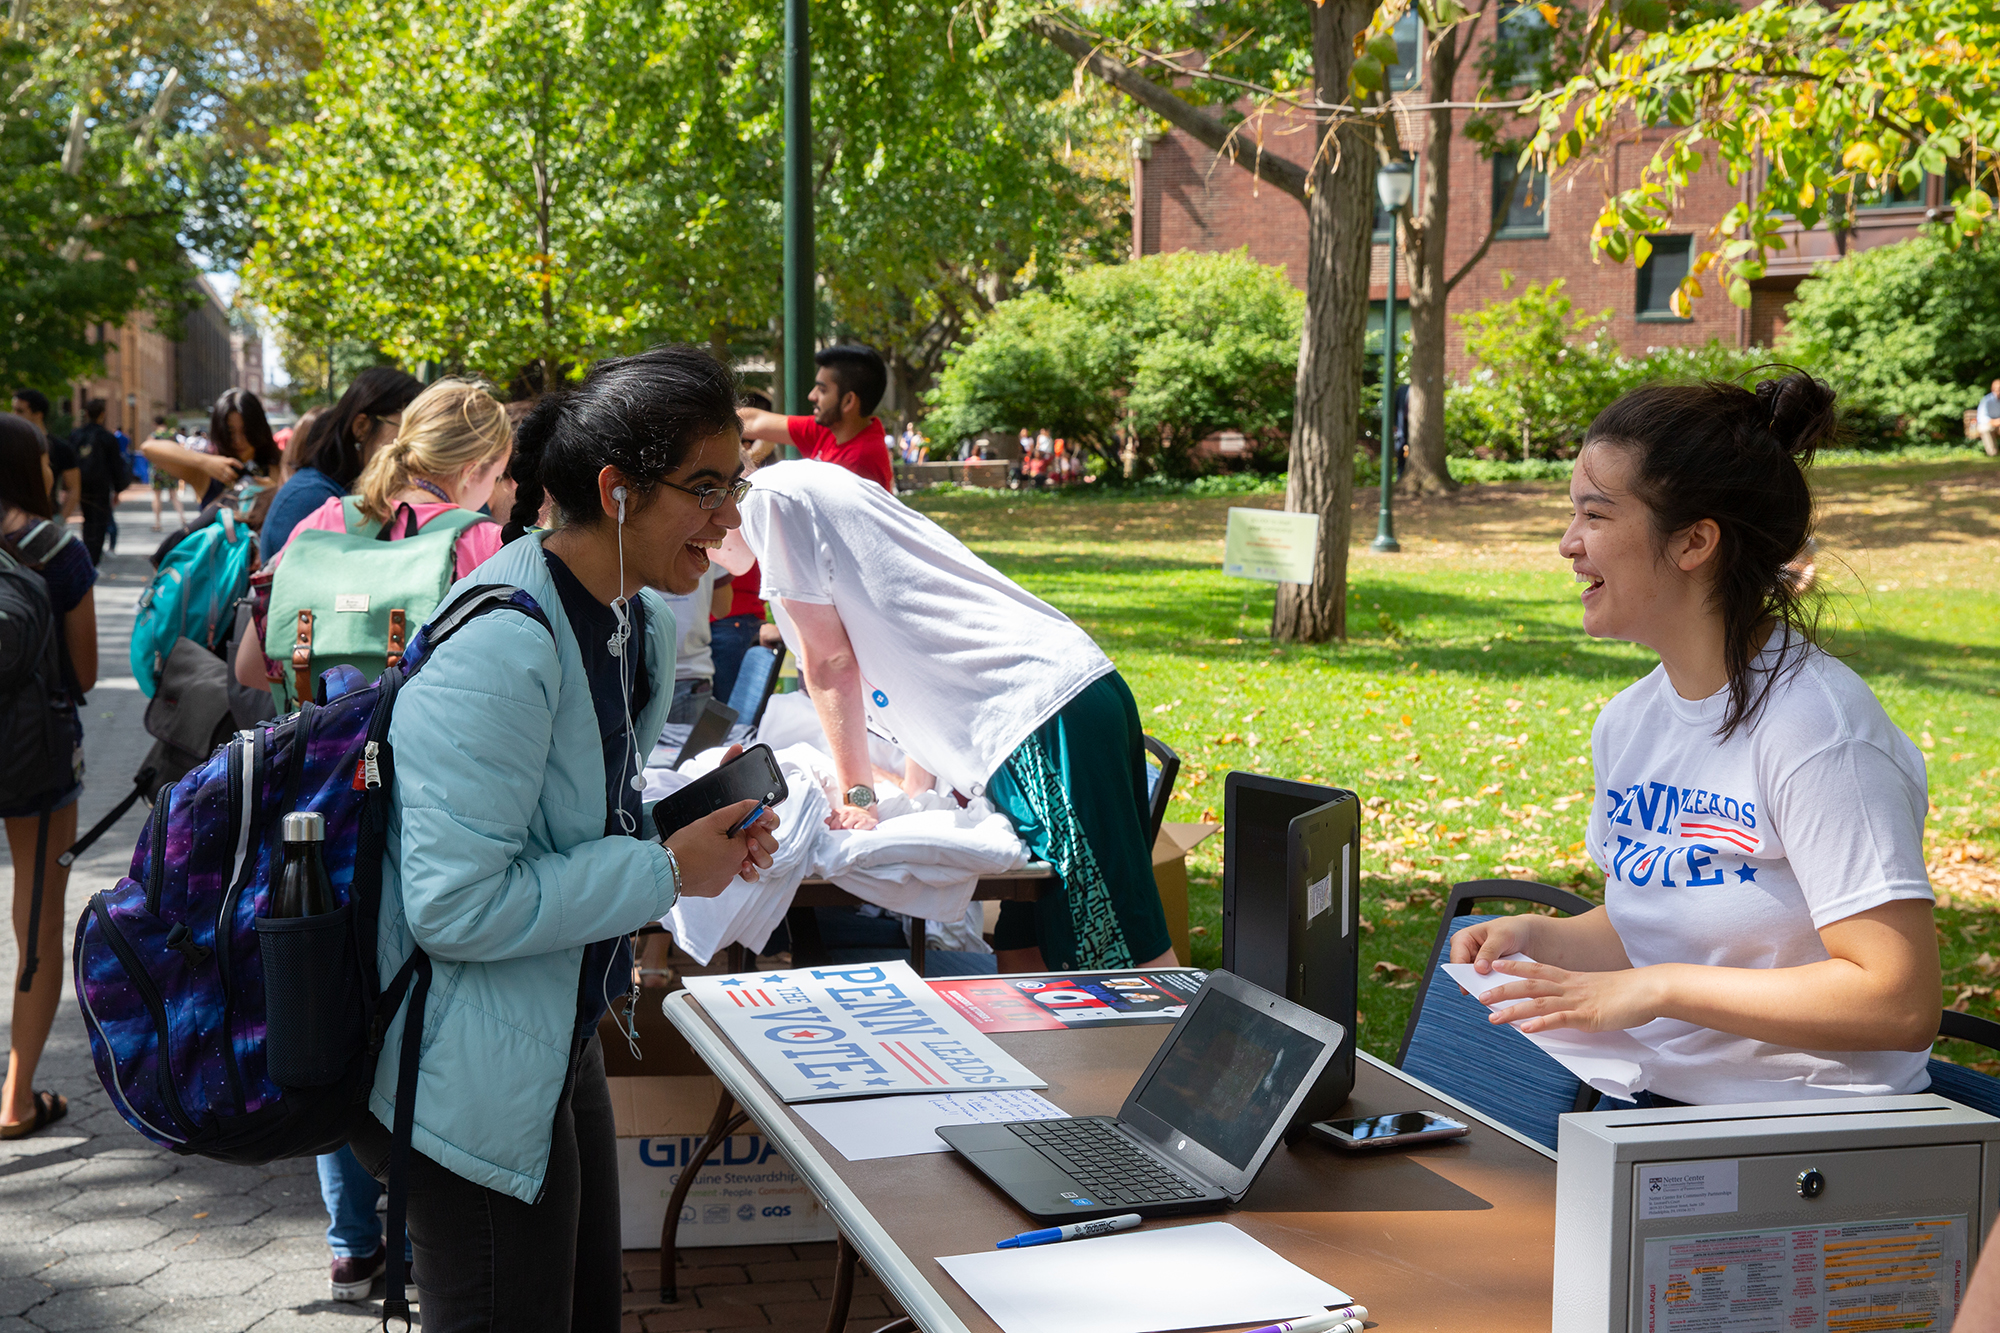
(346, 347, 779, 1332)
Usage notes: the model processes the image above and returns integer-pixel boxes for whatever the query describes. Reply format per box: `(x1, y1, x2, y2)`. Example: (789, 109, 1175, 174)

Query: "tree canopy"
(1531, 0, 2000, 314)
(245, 0, 1125, 397)
(1, 0, 314, 393)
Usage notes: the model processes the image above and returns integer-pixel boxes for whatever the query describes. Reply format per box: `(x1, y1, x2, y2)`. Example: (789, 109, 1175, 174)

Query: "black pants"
(349, 1036, 622, 1332)
(81, 500, 113, 565)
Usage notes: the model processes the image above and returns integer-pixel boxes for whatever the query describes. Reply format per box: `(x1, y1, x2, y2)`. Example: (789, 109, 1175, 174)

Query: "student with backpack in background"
(0, 415, 96, 1139)
(261, 368, 422, 559)
(68, 398, 131, 564)
(335, 346, 776, 1329)
(243, 379, 513, 720)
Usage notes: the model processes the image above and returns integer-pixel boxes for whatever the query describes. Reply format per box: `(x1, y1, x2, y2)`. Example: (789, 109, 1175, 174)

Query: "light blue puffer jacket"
(367, 532, 679, 1202)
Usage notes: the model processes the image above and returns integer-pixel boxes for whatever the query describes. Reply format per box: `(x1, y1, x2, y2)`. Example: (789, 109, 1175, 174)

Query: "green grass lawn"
(909, 454, 2000, 1065)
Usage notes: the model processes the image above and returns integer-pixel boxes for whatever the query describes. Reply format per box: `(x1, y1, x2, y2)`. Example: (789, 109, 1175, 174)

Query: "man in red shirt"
(737, 345, 895, 491)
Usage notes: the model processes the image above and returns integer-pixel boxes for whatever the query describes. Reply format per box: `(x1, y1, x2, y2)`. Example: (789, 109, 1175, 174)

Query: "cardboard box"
(608, 1074, 836, 1250)
(1153, 821, 1218, 966)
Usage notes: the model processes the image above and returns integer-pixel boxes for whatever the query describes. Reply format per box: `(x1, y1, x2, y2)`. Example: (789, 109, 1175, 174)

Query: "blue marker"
(730, 804, 768, 837)
(996, 1213, 1142, 1249)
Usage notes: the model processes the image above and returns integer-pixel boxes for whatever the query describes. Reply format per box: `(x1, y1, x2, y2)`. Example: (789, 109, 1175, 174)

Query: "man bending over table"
(720, 459, 1176, 974)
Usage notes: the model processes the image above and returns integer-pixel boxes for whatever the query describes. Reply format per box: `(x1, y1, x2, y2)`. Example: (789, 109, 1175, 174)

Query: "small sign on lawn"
(1223, 507, 1320, 585)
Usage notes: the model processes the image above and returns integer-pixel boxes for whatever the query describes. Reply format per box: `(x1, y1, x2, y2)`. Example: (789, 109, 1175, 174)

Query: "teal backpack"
(264, 498, 493, 710)
(131, 506, 256, 696)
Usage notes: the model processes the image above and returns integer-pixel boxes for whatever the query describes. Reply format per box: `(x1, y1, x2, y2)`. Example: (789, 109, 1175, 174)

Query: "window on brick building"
(1635, 235, 1694, 321)
(1489, 2, 1553, 87)
(1855, 173, 1926, 209)
(1386, 10, 1423, 91)
(1492, 155, 1548, 236)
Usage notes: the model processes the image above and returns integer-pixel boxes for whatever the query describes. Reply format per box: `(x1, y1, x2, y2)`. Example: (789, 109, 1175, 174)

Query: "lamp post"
(1372, 159, 1413, 554)
(782, 0, 813, 437)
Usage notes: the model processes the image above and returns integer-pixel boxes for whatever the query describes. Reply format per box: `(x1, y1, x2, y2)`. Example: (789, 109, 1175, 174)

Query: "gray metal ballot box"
(1554, 1094, 2000, 1332)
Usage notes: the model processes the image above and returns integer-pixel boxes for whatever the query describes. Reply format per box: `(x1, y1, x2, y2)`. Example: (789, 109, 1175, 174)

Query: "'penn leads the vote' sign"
(682, 961, 1047, 1103)
(1223, 508, 1320, 585)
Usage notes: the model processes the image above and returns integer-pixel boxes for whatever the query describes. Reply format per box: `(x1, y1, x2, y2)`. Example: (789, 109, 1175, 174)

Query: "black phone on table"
(1309, 1111, 1468, 1151)
(650, 743, 788, 838)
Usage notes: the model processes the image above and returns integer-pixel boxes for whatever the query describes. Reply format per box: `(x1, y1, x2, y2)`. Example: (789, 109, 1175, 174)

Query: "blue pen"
(730, 804, 768, 837)
(996, 1212, 1143, 1248)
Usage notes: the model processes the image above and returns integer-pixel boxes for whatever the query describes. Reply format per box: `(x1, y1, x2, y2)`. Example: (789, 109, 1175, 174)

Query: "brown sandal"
(0, 1090, 67, 1140)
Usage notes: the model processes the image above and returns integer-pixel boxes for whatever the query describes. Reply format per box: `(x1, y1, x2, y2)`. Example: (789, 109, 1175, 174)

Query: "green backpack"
(264, 498, 495, 709)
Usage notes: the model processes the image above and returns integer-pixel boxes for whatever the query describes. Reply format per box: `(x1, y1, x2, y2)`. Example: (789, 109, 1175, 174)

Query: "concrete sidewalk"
(0, 492, 367, 1332)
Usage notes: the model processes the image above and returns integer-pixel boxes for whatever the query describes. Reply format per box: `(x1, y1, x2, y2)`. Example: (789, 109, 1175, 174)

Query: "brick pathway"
(626, 1242, 908, 1331)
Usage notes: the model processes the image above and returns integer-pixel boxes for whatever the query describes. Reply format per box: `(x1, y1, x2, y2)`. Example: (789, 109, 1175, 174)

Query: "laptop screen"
(1130, 983, 1330, 1169)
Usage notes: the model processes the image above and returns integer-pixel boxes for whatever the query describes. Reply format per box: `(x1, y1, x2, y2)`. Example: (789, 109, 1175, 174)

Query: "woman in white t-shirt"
(1453, 371, 1940, 1105)
(732, 459, 1176, 973)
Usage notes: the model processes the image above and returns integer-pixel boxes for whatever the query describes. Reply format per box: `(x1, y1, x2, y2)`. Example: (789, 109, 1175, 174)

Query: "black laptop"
(936, 970, 1346, 1222)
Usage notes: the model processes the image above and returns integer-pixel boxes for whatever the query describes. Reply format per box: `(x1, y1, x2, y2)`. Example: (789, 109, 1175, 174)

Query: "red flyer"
(926, 969, 1209, 1033)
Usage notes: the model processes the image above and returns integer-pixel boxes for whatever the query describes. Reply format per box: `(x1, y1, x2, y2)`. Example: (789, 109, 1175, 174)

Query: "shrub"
(925, 250, 1304, 477)
(1779, 227, 2000, 442)
(1449, 277, 1770, 458)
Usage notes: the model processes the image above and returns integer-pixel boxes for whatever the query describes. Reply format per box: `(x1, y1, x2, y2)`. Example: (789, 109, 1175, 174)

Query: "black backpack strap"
(6, 519, 70, 569)
(379, 947, 431, 1332)
(16, 811, 49, 994)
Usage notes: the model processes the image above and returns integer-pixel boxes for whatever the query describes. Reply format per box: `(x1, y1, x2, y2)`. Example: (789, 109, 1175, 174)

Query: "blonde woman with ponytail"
(281, 377, 513, 579)
(234, 380, 518, 695)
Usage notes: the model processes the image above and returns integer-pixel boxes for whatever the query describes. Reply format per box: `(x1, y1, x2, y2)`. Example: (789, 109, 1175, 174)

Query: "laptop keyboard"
(1007, 1118, 1208, 1204)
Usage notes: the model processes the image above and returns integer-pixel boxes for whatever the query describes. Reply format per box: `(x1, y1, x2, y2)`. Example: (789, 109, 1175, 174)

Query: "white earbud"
(613, 485, 627, 524)
(607, 481, 640, 831)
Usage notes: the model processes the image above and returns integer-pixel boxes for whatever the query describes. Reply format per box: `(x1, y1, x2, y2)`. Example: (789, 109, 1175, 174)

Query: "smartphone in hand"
(651, 744, 789, 838)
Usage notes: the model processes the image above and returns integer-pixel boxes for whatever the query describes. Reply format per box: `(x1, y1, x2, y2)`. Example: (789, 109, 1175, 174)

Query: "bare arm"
(902, 757, 935, 797)
(708, 574, 733, 620)
(1452, 904, 1634, 974)
(63, 592, 96, 694)
(59, 469, 80, 521)
(1473, 899, 1942, 1052)
(736, 407, 792, 464)
(141, 439, 240, 490)
(236, 617, 270, 690)
(778, 597, 878, 830)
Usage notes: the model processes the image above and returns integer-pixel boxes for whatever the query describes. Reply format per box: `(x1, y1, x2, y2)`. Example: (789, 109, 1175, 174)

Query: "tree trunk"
(1398, 28, 1461, 497)
(1273, 0, 1374, 644)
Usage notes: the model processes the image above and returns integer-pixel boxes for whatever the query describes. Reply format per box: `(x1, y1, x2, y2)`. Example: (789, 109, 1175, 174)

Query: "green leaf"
(1621, 0, 1669, 33)
(1351, 56, 1386, 94)
(1632, 235, 1653, 269)
(1727, 277, 1752, 308)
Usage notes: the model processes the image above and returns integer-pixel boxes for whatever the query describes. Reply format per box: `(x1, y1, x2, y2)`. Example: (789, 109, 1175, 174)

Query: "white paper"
(1639, 1159, 1739, 1220)
(1640, 1215, 1967, 1332)
(1440, 953, 1656, 1097)
(938, 1221, 1351, 1333)
(682, 960, 1047, 1103)
(795, 1089, 1067, 1161)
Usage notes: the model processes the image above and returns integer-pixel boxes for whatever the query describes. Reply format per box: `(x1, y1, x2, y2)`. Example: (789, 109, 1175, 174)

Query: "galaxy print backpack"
(73, 585, 550, 1164)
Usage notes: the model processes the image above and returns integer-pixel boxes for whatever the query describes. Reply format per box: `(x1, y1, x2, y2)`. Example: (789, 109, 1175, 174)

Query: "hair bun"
(1753, 370, 1838, 464)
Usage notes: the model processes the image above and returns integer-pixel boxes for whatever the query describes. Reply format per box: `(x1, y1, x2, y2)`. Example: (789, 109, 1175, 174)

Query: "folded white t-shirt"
(738, 460, 1112, 795)
(1589, 629, 1933, 1104)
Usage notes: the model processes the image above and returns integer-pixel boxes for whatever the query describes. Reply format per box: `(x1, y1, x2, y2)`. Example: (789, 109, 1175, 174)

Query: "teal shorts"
(987, 671, 1171, 969)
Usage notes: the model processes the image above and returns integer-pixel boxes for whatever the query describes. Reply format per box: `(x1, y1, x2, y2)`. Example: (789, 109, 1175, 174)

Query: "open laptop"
(937, 970, 1345, 1221)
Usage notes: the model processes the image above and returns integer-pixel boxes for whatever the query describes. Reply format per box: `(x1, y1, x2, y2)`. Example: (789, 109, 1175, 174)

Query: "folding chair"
(1396, 878, 1597, 1151)
(1927, 1010, 2000, 1119)
(1141, 734, 1180, 847)
(723, 644, 785, 732)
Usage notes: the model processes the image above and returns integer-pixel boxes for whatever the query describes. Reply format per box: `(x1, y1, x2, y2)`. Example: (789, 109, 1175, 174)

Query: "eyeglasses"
(658, 476, 752, 511)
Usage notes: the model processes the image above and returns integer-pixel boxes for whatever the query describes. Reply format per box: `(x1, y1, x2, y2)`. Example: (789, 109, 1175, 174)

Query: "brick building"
(69, 271, 269, 435)
(1129, 16, 1939, 376)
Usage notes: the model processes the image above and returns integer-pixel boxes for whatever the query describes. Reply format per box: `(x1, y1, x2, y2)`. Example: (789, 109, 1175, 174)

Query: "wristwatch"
(844, 784, 876, 809)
